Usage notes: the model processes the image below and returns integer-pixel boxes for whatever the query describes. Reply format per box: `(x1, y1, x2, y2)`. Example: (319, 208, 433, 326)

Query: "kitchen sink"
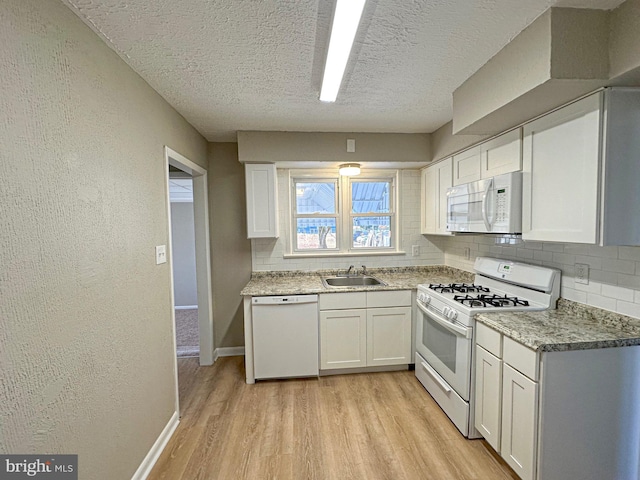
(322, 275, 387, 288)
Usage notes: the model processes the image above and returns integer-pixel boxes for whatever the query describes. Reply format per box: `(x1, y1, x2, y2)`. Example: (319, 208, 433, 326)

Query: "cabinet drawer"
(503, 337, 538, 381)
(319, 292, 367, 310)
(476, 323, 502, 358)
(366, 290, 411, 308)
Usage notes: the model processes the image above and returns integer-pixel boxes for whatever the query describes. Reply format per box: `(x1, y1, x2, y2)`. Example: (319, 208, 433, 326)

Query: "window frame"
(288, 169, 401, 256)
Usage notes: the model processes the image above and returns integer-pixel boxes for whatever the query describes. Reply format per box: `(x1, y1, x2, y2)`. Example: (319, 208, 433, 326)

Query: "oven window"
(423, 316, 457, 372)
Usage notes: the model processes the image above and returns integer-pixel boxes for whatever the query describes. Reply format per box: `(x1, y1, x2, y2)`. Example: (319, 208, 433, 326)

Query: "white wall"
(251, 169, 444, 271)
(0, 1, 207, 478)
(441, 235, 640, 319)
(170, 201, 198, 307)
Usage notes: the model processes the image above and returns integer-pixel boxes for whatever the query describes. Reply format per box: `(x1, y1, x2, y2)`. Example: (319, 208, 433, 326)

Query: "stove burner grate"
(453, 294, 530, 308)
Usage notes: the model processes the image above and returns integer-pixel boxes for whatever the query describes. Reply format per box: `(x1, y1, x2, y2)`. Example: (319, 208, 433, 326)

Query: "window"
(290, 170, 398, 255)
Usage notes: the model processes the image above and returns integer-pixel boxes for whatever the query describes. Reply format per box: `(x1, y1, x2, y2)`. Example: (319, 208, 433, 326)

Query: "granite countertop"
(476, 298, 640, 353)
(240, 265, 474, 297)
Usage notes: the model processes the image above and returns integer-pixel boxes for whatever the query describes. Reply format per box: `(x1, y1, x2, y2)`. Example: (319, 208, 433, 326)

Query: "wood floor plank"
(148, 358, 518, 480)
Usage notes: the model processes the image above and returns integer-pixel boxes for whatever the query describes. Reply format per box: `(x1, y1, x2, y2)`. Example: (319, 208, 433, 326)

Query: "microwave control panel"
(495, 186, 509, 223)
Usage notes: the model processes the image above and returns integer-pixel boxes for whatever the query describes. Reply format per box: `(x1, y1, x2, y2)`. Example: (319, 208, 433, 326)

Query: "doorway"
(164, 147, 214, 377)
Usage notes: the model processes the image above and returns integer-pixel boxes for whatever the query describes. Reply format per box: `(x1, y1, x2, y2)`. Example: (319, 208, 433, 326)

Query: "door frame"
(164, 147, 215, 379)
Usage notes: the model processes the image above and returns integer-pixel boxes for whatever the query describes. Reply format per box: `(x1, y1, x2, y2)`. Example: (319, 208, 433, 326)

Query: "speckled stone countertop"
(240, 266, 475, 297)
(476, 299, 640, 353)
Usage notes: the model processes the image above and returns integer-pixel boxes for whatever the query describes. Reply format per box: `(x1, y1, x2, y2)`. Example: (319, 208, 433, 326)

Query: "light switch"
(347, 138, 356, 153)
(156, 245, 167, 265)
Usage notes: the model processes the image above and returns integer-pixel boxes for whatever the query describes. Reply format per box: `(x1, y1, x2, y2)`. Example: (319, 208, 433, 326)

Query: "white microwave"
(446, 172, 522, 234)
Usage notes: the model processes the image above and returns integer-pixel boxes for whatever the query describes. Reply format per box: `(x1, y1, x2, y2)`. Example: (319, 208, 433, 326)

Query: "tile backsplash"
(440, 235, 640, 319)
(251, 169, 444, 271)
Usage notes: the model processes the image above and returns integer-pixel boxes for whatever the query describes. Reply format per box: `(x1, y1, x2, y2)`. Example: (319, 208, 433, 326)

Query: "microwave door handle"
(481, 178, 493, 231)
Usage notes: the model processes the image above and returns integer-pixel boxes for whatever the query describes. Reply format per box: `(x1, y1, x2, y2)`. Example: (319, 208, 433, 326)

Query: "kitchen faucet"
(346, 265, 355, 276)
(361, 265, 368, 275)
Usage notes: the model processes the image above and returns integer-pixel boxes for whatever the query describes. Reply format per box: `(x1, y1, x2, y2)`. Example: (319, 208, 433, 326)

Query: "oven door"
(416, 301, 473, 400)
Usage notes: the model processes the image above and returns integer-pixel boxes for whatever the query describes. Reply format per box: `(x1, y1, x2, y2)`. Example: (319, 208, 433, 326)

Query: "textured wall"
(0, 1, 207, 478)
(251, 169, 444, 271)
(237, 131, 431, 164)
(208, 143, 251, 348)
(441, 236, 640, 319)
(609, 0, 640, 79)
(170, 202, 198, 306)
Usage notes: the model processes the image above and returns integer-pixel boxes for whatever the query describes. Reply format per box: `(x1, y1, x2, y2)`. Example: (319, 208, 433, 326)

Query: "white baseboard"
(174, 305, 198, 310)
(131, 411, 179, 480)
(215, 346, 245, 358)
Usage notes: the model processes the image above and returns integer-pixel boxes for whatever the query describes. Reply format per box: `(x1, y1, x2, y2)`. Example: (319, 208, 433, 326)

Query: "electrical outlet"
(412, 245, 420, 257)
(575, 263, 589, 284)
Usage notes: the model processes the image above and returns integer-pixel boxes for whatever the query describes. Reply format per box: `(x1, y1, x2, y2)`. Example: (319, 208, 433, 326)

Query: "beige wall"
(237, 131, 430, 164)
(452, 8, 608, 135)
(208, 143, 251, 348)
(170, 201, 198, 306)
(0, 1, 207, 478)
(609, 0, 640, 79)
(430, 121, 492, 162)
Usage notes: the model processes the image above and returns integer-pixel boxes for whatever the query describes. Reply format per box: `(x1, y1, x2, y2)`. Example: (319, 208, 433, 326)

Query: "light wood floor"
(149, 357, 519, 480)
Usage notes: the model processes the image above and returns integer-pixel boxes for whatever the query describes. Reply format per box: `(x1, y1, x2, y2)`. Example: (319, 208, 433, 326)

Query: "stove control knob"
(418, 293, 431, 305)
(442, 306, 450, 317)
(446, 308, 458, 321)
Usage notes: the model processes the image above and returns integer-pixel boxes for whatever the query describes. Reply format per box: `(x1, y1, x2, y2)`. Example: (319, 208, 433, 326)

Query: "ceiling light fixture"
(319, 0, 367, 103)
(339, 163, 361, 176)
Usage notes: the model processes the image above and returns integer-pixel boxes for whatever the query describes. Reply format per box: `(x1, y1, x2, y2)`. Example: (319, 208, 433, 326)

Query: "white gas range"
(414, 257, 560, 438)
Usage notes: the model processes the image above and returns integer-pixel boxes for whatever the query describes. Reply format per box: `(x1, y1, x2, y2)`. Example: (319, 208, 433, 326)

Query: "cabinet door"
(421, 167, 437, 234)
(366, 307, 412, 366)
(320, 309, 367, 369)
(522, 93, 602, 243)
(481, 128, 522, 178)
(435, 158, 453, 234)
(501, 364, 538, 480)
(475, 345, 503, 452)
(421, 158, 452, 235)
(245, 163, 279, 238)
(453, 146, 481, 185)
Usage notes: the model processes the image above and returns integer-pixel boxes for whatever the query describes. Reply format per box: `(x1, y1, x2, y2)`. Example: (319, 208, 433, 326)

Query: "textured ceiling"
(63, 0, 625, 141)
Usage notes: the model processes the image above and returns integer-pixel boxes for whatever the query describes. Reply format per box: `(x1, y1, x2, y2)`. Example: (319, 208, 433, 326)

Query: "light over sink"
(322, 275, 387, 288)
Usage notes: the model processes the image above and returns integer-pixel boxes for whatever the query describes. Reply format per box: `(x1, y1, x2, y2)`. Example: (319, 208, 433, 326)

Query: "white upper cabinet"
(481, 128, 522, 178)
(452, 129, 522, 186)
(421, 157, 452, 235)
(245, 163, 279, 238)
(453, 145, 482, 185)
(522, 88, 640, 245)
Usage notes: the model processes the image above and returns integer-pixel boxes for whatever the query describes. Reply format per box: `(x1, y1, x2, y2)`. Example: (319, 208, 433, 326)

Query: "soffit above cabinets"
(62, 0, 625, 142)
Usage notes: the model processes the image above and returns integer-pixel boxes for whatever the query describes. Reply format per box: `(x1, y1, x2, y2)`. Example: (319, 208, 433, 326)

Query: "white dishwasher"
(251, 294, 319, 380)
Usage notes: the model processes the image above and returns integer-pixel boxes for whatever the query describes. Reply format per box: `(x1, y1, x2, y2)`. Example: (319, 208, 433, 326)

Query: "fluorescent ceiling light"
(319, 0, 367, 103)
(339, 163, 361, 176)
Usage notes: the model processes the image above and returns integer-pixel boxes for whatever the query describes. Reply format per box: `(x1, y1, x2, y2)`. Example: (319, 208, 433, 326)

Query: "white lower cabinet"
(475, 323, 539, 480)
(319, 290, 412, 371)
(501, 364, 538, 480)
(474, 345, 502, 452)
(320, 309, 367, 369)
(366, 307, 412, 366)
(475, 322, 640, 480)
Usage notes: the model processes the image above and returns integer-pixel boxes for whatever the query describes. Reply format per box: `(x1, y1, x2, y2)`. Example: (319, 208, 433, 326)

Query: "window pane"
(296, 218, 337, 250)
(352, 217, 391, 248)
(351, 181, 391, 214)
(295, 182, 336, 214)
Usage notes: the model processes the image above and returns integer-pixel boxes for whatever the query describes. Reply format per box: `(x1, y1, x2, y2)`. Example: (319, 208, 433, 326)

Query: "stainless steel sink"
(322, 275, 387, 288)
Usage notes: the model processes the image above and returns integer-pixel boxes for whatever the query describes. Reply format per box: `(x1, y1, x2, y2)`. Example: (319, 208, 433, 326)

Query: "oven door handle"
(420, 360, 452, 394)
(417, 302, 471, 338)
